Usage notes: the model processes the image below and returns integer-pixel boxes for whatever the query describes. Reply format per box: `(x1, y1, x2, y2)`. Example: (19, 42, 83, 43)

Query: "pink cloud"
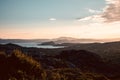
(102, 0, 120, 22)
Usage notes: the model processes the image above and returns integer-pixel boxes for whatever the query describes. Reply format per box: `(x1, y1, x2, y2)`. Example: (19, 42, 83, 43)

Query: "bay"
(0, 42, 64, 49)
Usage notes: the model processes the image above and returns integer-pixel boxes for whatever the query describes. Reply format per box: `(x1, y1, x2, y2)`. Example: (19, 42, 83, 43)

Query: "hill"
(1, 42, 120, 79)
(0, 49, 117, 80)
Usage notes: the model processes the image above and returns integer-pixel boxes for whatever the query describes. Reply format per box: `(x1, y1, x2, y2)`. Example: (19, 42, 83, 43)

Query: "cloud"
(102, 0, 120, 22)
(77, 15, 105, 23)
(49, 18, 56, 21)
(105, 0, 118, 4)
(77, 0, 120, 23)
(87, 8, 102, 14)
(77, 16, 92, 21)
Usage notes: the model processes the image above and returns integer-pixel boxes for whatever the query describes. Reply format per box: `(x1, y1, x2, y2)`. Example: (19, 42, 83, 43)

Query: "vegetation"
(0, 49, 110, 80)
(1, 43, 120, 80)
(0, 50, 42, 80)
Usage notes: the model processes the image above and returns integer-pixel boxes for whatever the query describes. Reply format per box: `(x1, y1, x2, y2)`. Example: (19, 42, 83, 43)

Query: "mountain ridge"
(1, 37, 120, 43)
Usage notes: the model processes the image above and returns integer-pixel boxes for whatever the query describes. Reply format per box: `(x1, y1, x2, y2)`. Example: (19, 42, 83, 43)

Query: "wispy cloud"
(49, 18, 56, 21)
(86, 8, 102, 14)
(77, 15, 104, 23)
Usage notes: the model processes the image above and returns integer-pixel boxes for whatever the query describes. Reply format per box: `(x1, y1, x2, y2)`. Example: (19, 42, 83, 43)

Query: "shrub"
(0, 49, 42, 80)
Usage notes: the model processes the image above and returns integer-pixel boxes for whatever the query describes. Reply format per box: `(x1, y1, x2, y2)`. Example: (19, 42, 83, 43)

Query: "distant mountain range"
(52, 37, 101, 43)
(0, 39, 48, 43)
(0, 37, 120, 43)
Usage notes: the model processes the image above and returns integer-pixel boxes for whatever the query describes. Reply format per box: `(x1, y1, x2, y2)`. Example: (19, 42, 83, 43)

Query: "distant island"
(38, 41, 56, 45)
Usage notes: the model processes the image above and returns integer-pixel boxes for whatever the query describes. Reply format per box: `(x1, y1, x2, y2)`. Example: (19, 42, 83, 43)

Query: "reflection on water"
(1, 43, 64, 49)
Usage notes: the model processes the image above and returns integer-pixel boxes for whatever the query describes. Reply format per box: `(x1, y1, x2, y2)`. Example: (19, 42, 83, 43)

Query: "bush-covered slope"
(0, 44, 120, 80)
(0, 50, 42, 80)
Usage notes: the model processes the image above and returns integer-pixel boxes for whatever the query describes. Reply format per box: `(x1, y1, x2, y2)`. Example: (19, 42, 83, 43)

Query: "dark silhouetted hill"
(1, 42, 120, 80)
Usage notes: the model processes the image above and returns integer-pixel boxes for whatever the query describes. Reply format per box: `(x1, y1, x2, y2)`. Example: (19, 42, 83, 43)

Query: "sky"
(0, 0, 120, 39)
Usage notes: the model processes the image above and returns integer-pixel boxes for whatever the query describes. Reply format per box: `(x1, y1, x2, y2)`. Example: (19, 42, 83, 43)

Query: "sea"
(0, 42, 64, 49)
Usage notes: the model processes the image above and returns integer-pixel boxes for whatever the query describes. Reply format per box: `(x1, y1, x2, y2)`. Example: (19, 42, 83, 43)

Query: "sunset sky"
(0, 0, 120, 39)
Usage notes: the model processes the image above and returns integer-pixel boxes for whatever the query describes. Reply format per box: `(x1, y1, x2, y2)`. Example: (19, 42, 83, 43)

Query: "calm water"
(1, 43, 64, 49)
